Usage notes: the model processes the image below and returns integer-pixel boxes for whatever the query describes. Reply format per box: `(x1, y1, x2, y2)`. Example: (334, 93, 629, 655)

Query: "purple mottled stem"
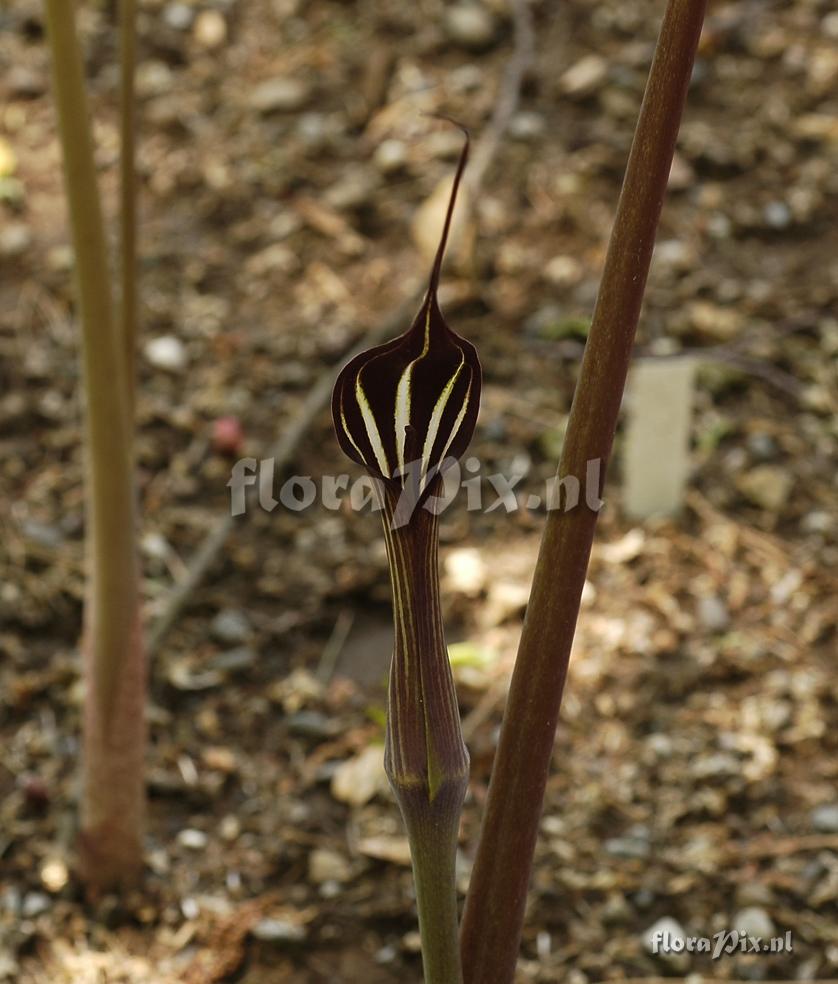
(379, 481, 468, 984)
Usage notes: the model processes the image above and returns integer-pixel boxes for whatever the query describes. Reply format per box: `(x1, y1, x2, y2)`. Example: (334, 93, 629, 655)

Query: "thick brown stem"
(459, 1, 708, 979)
(45, 0, 145, 891)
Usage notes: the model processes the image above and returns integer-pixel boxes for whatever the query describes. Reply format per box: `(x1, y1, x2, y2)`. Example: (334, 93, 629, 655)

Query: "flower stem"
(379, 484, 468, 984)
(45, 0, 145, 891)
(459, 1, 708, 979)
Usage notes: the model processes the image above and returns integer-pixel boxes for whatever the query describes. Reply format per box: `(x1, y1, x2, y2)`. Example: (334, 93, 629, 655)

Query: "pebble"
(163, 3, 194, 30)
(21, 892, 50, 918)
(733, 906, 775, 938)
(144, 335, 187, 372)
(644, 916, 688, 969)
(746, 432, 779, 461)
(325, 166, 378, 211)
(308, 848, 351, 885)
(736, 465, 793, 512)
(137, 61, 174, 99)
(811, 803, 838, 833)
(443, 4, 497, 50)
(287, 710, 337, 740)
(177, 828, 208, 851)
(604, 824, 651, 860)
(250, 77, 311, 113)
(560, 54, 608, 96)
(687, 300, 743, 341)
(0, 955, 19, 981)
(543, 254, 583, 287)
(193, 10, 226, 48)
(251, 917, 306, 943)
(508, 112, 546, 142)
(211, 609, 252, 644)
(211, 646, 257, 674)
(698, 595, 730, 632)
(40, 858, 68, 893)
(7, 66, 44, 98)
(373, 139, 408, 175)
(763, 200, 792, 229)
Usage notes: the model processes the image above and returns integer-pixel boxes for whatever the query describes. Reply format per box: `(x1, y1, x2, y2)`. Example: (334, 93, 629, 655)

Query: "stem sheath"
(380, 485, 468, 984)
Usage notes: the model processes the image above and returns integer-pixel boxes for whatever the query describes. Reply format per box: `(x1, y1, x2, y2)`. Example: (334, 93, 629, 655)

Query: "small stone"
(444, 4, 497, 50)
(8, 66, 44, 98)
(251, 917, 306, 943)
(325, 166, 378, 211)
(193, 10, 226, 48)
(733, 906, 775, 939)
(601, 893, 632, 925)
(444, 547, 486, 596)
(144, 335, 187, 372)
(747, 432, 778, 460)
(543, 255, 583, 287)
(220, 815, 241, 841)
(737, 465, 793, 512)
(40, 858, 68, 893)
(211, 646, 257, 674)
(137, 61, 174, 99)
(645, 916, 688, 967)
(163, 3, 193, 30)
(373, 139, 407, 175)
(211, 609, 251, 644)
(202, 746, 237, 774)
(508, 112, 545, 142)
(763, 200, 791, 229)
(288, 710, 337, 740)
(250, 77, 311, 113)
(687, 300, 743, 341)
(0, 954, 19, 981)
(604, 834, 650, 860)
(560, 54, 608, 96)
(811, 804, 838, 833)
(308, 848, 351, 885)
(698, 595, 730, 632)
(180, 897, 199, 920)
(22, 892, 50, 918)
(802, 510, 833, 534)
(177, 828, 208, 851)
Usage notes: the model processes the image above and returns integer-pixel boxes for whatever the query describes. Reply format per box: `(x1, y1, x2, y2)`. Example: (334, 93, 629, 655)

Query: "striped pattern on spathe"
(332, 119, 481, 496)
(333, 293, 480, 490)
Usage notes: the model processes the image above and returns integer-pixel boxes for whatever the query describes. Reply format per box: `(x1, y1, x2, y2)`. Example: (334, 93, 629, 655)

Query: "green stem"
(45, 0, 145, 890)
(459, 1, 708, 979)
(380, 484, 468, 984)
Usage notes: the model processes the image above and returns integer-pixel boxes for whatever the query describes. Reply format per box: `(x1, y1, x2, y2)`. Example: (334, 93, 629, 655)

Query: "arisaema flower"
(331, 120, 480, 984)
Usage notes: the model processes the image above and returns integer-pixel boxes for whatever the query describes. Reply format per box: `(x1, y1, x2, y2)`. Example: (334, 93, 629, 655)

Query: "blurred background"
(1, 0, 837, 980)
